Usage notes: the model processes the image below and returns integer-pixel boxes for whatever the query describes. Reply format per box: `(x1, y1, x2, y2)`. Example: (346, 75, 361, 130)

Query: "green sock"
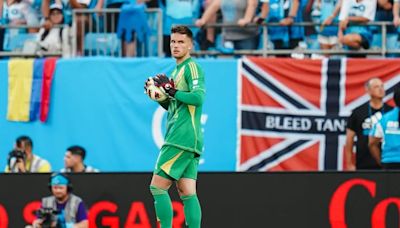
(150, 185, 173, 228)
(181, 194, 202, 228)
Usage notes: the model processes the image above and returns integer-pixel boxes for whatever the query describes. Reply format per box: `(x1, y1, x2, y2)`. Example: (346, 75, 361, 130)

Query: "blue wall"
(0, 57, 238, 171)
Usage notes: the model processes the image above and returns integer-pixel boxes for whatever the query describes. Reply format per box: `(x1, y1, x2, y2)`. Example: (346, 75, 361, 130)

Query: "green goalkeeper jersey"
(162, 57, 206, 155)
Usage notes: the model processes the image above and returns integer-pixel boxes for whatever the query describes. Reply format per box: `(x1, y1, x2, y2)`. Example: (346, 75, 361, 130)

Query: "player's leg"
(150, 147, 194, 227)
(150, 146, 179, 228)
(150, 174, 173, 228)
(177, 156, 201, 228)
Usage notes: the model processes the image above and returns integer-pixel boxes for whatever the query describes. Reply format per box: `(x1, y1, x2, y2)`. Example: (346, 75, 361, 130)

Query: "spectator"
(344, 78, 392, 170)
(319, 0, 342, 56)
(61, 145, 99, 173)
(200, 0, 217, 50)
(36, 3, 70, 55)
(5, 136, 51, 173)
(369, 87, 400, 170)
(41, 0, 96, 55)
(2, 0, 40, 30)
(196, 0, 259, 50)
(254, 0, 305, 56)
(338, 0, 377, 55)
(32, 173, 88, 227)
(2, 0, 40, 51)
(374, 0, 397, 56)
(160, 0, 201, 56)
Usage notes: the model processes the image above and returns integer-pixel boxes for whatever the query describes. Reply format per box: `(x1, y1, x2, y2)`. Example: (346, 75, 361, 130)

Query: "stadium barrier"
(0, 17, 397, 58)
(71, 8, 162, 57)
(0, 172, 400, 227)
(188, 21, 400, 57)
(0, 24, 68, 57)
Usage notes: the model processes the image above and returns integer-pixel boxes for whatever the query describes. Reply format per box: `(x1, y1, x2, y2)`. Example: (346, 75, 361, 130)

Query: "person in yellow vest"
(5, 136, 51, 173)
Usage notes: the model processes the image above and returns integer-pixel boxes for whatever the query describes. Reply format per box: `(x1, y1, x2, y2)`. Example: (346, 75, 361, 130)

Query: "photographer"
(5, 136, 51, 173)
(32, 173, 88, 228)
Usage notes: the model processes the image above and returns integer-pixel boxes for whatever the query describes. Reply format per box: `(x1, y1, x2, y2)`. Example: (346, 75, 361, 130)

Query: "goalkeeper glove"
(153, 74, 177, 97)
(143, 77, 153, 94)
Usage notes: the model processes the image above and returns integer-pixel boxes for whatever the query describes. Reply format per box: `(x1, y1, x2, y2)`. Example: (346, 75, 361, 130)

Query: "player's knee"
(177, 187, 195, 196)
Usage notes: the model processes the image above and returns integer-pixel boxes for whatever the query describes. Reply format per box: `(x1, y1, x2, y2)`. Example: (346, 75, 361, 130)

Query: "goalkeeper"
(145, 25, 205, 228)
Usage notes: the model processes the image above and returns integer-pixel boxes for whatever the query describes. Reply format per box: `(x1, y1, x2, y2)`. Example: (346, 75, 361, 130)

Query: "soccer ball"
(146, 84, 168, 102)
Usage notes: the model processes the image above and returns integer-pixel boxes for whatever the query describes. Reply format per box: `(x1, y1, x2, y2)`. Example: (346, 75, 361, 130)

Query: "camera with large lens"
(7, 149, 26, 171)
(9, 149, 26, 160)
(36, 207, 60, 228)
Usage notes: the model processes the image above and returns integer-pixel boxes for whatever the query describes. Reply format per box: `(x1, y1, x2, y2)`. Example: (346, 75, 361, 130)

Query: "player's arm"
(154, 70, 205, 107)
(173, 63, 206, 106)
(174, 88, 205, 107)
(344, 129, 356, 171)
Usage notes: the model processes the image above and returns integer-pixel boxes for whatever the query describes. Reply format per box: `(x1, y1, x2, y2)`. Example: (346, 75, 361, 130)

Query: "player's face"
(367, 79, 385, 99)
(170, 33, 192, 59)
(51, 185, 68, 201)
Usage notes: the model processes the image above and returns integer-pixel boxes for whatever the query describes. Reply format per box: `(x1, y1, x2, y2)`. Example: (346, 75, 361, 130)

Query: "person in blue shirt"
(370, 87, 400, 170)
(318, 0, 342, 55)
(254, 0, 304, 55)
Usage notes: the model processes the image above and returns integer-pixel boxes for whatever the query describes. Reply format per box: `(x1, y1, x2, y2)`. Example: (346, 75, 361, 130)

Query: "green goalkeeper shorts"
(154, 146, 200, 181)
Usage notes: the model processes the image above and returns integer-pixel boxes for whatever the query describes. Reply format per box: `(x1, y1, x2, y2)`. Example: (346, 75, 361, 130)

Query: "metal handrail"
(71, 8, 162, 57)
(0, 16, 396, 58)
(186, 21, 397, 57)
(0, 24, 68, 57)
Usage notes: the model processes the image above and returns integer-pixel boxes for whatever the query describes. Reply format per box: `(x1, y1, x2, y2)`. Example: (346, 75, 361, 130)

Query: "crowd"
(0, 0, 399, 57)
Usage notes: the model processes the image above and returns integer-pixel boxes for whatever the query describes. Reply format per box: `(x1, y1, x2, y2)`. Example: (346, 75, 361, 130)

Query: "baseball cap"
(50, 174, 69, 186)
(49, 3, 63, 11)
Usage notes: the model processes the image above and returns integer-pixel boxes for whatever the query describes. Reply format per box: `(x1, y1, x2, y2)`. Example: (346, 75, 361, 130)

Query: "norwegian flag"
(237, 57, 400, 171)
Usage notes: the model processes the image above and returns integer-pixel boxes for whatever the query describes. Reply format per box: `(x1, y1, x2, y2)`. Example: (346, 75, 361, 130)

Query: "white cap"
(49, 3, 63, 11)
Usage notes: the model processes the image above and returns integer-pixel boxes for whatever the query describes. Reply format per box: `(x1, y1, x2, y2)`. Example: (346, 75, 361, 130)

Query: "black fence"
(0, 172, 399, 227)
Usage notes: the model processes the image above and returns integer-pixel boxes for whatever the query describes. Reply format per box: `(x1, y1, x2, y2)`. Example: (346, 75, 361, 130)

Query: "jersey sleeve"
(174, 62, 205, 106)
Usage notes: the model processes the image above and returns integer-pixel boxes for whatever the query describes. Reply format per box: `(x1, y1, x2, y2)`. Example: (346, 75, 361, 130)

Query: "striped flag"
(237, 57, 400, 171)
(7, 58, 57, 122)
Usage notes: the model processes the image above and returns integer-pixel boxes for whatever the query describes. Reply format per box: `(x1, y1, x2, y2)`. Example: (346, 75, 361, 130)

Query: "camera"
(36, 207, 60, 228)
(7, 149, 26, 171)
(8, 149, 26, 160)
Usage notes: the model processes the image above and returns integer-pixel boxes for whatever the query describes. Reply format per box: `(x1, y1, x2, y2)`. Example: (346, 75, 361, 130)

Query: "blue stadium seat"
(371, 33, 399, 50)
(84, 32, 121, 56)
(3, 32, 37, 51)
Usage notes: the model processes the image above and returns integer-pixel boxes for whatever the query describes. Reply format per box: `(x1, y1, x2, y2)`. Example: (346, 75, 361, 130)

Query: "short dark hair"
(171, 25, 193, 41)
(67, 145, 86, 160)
(16, 136, 33, 149)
